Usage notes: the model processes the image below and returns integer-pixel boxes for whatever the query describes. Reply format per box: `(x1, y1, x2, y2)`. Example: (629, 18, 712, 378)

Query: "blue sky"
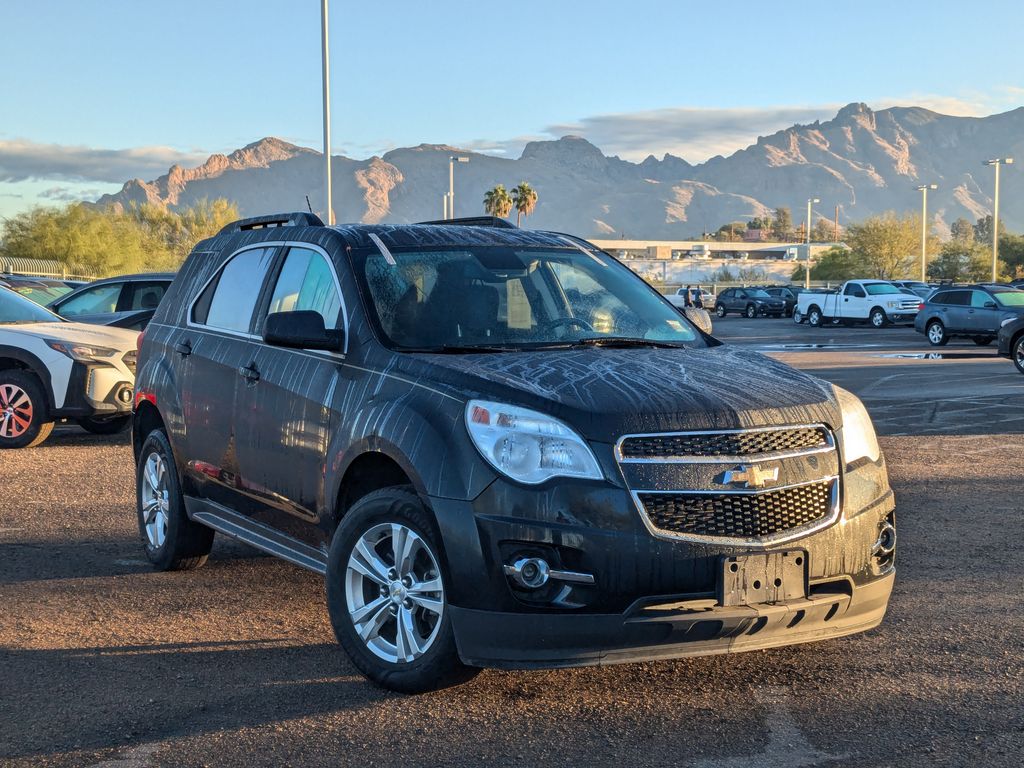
(2, 0, 1022, 217)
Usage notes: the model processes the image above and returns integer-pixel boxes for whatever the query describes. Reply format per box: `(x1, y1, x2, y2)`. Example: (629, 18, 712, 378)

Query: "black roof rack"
(218, 211, 324, 235)
(415, 216, 518, 229)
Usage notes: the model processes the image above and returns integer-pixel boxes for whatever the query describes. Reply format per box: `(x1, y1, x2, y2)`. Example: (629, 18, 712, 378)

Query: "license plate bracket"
(718, 550, 807, 607)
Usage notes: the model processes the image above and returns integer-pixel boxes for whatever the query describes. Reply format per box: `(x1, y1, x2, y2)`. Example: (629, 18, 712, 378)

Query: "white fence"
(0, 257, 96, 282)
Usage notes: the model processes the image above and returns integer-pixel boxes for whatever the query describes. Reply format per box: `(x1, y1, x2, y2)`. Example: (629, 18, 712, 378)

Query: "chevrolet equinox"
(132, 212, 896, 692)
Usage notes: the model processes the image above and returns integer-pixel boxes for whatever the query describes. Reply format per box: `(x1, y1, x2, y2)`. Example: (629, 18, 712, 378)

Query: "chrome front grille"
(616, 424, 841, 546)
(637, 480, 836, 540)
(617, 426, 831, 462)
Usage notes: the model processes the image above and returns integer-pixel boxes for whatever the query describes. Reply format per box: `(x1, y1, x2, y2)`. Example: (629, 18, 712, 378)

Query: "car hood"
(400, 344, 841, 443)
(5, 321, 139, 351)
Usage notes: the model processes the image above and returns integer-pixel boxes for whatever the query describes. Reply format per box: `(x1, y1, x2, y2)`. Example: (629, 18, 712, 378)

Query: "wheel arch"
(0, 345, 55, 409)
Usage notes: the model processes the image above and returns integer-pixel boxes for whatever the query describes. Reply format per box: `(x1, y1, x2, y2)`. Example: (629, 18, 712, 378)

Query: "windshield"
(5, 281, 72, 305)
(747, 289, 771, 299)
(994, 290, 1024, 307)
(0, 286, 64, 324)
(358, 246, 704, 351)
(864, 283, 901, 296)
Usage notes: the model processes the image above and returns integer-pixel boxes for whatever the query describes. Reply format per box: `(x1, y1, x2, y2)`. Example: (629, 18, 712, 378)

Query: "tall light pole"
(447, 156, 468, 219)
(804, 197, 820, 289)
(984, 158, 1014, 282)
(320, 0, 333, 224)
(916, 184, 937, 282)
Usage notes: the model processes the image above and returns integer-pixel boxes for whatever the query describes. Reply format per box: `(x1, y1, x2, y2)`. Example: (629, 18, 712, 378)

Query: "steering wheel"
(541, 317, 594, 334)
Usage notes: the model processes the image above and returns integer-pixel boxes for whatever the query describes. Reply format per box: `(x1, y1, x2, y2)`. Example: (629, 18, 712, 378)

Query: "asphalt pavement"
(1, 317, 1022, 767)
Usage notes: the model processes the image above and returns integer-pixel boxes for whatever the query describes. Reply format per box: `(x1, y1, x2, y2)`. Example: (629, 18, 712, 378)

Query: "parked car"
(49, 273, 174, 327)
(0, 274, 77, 306)
(997, 315, 1024, 373)
(914, 284, 1024, 346)
(889, 280, 933, 299)
(713, 287, 786, 318)
(797, 280, 922, 328)
(762, 285, 807, 317)
(0, 285, 138, 448)
(132, 211, 896, 693)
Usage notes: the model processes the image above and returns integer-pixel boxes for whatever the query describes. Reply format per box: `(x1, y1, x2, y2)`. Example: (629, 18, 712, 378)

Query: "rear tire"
(136, 429, 213, 571)
(1014, 335, 1024, 375)
(807, 307, 823, 327)
(327, 487, 478, 693)
(80, 415, 132, 435)
(0, 370, 54, 449)
(926, 320, 948, 347)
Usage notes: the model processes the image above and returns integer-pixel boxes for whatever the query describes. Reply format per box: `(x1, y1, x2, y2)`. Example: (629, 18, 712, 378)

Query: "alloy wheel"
(928, 323, 945, 345)
(1015, 338, 1024, 374)
(345, 522, 444, 664)
(0, 383, 33, 439)
(140, 451, 170, 548)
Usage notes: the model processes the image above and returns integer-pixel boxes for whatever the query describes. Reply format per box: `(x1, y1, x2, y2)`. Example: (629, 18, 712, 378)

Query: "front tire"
(1014, 335, 1024, 374)
(136, 429, 214, 570)
(926, 320, 948, 347)
(870, 307, 889, 328)
(0, 370, 54, 449)
(715, 304, 726, 318)
(80, 415, 132, 435)
(745, 304, 757, 319)
(326, 487, 477, 693)
(792, 309, 803, 324)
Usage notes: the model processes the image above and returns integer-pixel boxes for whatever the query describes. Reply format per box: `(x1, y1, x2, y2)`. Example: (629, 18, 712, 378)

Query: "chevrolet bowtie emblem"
(721, 464, 779, 488)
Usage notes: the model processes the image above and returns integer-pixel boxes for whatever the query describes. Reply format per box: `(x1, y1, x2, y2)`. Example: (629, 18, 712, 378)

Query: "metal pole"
(320, 0, 333, 225)
(443, 194, 448, 221)
(920, 187, 928, 282)
(448, 158, 455, 220)
(992, 161, 1001, 282)
(804, 199, 812, 290)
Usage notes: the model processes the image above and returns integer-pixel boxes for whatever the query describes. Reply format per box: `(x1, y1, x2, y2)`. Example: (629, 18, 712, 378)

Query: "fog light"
(118, 387, 134, 404)
(504, 557, 550, 589)
(873, 520, 896, 557)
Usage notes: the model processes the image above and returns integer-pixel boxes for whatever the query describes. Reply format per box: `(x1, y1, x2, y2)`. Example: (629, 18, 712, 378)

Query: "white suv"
(0, 286, 138, 448)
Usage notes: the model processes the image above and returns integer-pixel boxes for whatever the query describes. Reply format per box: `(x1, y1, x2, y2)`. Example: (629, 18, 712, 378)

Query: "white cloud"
(0, 139, 209, 184)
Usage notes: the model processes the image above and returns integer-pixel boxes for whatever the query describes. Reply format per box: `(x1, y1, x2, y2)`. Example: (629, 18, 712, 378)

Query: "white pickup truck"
(796, 280, 923, 328)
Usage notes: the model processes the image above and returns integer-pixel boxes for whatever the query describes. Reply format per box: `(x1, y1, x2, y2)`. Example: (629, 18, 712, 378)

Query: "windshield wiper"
(565, 337, 688, 349)
(401, 344, 519, 354)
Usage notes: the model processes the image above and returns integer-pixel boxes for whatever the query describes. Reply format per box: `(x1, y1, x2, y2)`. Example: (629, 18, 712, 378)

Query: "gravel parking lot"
(2, 318, 1022, 767)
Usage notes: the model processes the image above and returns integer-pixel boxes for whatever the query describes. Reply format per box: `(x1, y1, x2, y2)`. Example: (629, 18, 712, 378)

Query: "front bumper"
(451, 570, 893, 669)
(52, 361, 134, 420)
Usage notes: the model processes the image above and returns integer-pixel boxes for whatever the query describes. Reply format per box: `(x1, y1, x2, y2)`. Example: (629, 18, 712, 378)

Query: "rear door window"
(193, 247, 275, 333)
(125, 281, 169, 311)
(944, 291, 970, 306)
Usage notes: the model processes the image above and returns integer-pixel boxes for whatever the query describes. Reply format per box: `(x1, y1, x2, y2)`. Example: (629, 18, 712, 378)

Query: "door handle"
(238, 363, 260, 383)
(173, 340, 192, 357)
(844, 298, 849, 302)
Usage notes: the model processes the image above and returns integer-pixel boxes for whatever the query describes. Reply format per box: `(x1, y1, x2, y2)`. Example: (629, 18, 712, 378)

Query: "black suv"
(761, 285, 806, 317)
(914, 284, 1024, 346)
(714, 287, 787, 318)
(132, 212, 896, 692)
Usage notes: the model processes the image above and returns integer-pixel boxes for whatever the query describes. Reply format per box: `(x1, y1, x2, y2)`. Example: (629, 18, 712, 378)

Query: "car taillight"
(136, 329, 145, 354)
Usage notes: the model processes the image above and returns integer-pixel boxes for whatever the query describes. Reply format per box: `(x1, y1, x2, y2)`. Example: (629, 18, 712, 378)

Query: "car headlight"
(465, 400, 603, 484)
(834, 386, 881, 464)
(886, 300, 899, 308)
(46, 340, 120, 364)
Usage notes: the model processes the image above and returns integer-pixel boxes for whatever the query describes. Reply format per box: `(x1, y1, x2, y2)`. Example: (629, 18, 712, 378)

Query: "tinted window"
(196, 248, 275, 333)
(930, 291, 952, 305)
(125, 281, 169, 311)
(58, 283, 121, 316)
(267, 248, 342, 330)
(844, 284, 866, 297)
(944, 291, 970, 306)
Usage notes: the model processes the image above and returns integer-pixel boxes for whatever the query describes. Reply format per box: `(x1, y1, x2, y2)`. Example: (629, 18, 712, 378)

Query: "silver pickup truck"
(796, 280, 923, 328)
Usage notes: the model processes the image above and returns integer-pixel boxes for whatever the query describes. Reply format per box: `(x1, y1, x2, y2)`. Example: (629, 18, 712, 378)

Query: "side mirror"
(263, 310, 343, 351)
(984, 300, 998, 309)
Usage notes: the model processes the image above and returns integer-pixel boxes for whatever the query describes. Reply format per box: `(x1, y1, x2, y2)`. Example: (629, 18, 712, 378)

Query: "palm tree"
(511, 182, 538, 227)
(483, 185, 513, 219)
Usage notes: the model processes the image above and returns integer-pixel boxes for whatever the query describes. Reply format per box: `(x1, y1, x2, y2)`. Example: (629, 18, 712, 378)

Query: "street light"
(805, 197, 820, 289)
(320, 0, 333, 225)
(448, 156, 469, 219)
(984, 158, 1014, 282)
(916, 184, 937, 282)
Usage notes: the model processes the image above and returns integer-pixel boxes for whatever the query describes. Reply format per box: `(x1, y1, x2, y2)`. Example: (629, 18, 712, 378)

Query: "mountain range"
(93, 102, 1024, 237)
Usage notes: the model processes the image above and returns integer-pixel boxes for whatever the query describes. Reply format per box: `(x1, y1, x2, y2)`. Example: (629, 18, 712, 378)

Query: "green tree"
(510, 182, 538, 227)
(0, 198, 238, 277)
(927, 242, 990, 282)
(999, 234, 1024, 278)
(772, 207, 793, 239)
(790, 246, 865, 282)
(483, 185, 513, 219)
(811, 217, 840, 242)
(844, 211, 935, 279)
(950, 217, 974, 244)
